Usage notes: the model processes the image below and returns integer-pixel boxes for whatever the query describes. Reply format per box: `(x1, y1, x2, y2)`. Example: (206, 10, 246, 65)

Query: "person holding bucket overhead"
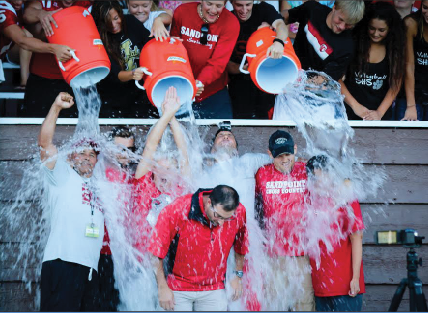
(21, 0, 92, 118)
(92, 1, 155, 118)
(228, 1, 289, 119)
(282, 0, 365, 83)
(170, 0, 240, 119)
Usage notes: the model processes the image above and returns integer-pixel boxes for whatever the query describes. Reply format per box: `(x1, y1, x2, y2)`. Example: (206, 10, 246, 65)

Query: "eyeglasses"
(210, 205, 236, 222)
(200, 23, 209, 45)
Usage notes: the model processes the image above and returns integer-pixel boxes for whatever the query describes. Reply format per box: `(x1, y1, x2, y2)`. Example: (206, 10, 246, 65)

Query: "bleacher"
(0, 62, 25, 117)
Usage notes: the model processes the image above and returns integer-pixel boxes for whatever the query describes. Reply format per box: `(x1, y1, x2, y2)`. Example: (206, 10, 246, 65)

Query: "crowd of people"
(38, 87, 365, 312)
(0, 0, 427, 120)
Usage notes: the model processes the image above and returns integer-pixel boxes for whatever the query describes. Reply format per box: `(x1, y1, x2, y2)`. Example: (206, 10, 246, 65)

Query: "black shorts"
(40, 259, 100, 311)
(98, 254, 120, 311)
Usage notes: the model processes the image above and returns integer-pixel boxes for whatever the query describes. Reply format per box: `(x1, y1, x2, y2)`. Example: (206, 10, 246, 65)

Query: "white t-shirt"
(201, 153, 271, 220)
(42, 159, 104, 271)
(143, 10, 164, 31)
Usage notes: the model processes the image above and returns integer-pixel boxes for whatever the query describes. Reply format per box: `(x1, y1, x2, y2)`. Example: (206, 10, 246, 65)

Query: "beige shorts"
(264, 255, 315, 311)
(161, 289, 228, 311)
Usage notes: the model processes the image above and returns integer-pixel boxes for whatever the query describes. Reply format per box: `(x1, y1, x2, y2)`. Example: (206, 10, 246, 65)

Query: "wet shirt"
(29, 1, 93, 79)
(345, 55, 392, 120)
(288, 1, 354, 80)
(309, 200, 365, 297)
(149, 189, 249, 291)
(0, 1, 22, 60)
(42, 158, 104, 271)
(170, 2, 240, 101)
(230, 2, 282, 65)
(413, 26, 428, 102)
(255, 162, 307, 257)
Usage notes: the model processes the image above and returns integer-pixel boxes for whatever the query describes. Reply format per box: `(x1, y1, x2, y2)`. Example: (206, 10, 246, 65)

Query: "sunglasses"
(200, 23, 209, 45)
(210, 205, 236, 222)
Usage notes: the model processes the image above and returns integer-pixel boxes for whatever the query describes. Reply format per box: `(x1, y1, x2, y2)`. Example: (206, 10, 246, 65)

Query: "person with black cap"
(255, 130, 315, 311)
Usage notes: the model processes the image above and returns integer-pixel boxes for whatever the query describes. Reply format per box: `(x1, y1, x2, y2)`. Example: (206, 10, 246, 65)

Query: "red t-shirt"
(255, 162, 307, 257)
(149, 189, 249, 291)
(309, 200, 365, 297)
(132, 172, 186, 254)
(29, 1, 92, 79)
(0, 1, 22, 60)
(100, 167, 132, 255)
(170, 2, 240, 101)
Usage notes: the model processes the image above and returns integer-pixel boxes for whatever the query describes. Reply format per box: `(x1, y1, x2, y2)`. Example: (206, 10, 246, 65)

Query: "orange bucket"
(135, 38, 198, 115)
(239, 27, 301, 94)
(48, 7, 110, 87)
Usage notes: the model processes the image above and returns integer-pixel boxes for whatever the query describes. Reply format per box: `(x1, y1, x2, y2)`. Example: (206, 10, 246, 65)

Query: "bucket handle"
(134, 67, 153, 90)
(83, 9, 90, 17)
(239, 53, 256, 74)
(58, 50, 80, 72)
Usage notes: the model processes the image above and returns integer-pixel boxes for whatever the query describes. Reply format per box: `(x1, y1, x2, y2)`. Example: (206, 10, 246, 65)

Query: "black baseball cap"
(269, 130, 295, 158)
(214, 121, 233, 139)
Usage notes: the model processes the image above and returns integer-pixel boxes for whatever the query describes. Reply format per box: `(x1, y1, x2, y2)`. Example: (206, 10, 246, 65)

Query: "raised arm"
(266, 19, 289, 59)
(402, 17, 418, 121)
(134, 86, 180, 179)
(23, 0, 62, 38)
(169, 117, 190, 177)
(38, 92, 74, 169)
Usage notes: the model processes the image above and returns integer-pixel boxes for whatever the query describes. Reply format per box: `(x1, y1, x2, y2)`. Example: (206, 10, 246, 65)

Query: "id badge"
(85, 223, 100, 238)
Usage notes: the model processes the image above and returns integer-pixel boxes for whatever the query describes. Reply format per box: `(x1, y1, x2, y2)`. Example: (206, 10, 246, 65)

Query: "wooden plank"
(1, 125, 428, 164)
(1, 243, 426, 284)
(2, 162, 427, 203)
(363, 285, 428, 311)
(362, 205, 428, 244)
(0, 282, 39, 311)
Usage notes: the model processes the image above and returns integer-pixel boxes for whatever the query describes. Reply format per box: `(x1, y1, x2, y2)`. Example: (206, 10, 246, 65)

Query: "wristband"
(132, 69, 135, 77)
(234, 270, 244, 278)
(273, 38, 285, 46)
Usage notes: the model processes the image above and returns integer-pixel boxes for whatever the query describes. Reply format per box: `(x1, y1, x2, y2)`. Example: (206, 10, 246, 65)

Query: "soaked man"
(149, 185, 248, 311)
(255, 130, 314, 311)
(38, 92, 103, 311)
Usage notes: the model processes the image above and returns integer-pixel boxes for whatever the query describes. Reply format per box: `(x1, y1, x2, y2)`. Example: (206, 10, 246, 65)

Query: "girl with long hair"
(92, 1, 155, 118)
(340, 2, 406, 120)
(395, 0, 428, 121)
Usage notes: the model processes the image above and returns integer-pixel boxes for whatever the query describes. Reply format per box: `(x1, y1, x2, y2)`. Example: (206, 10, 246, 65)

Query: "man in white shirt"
(38, 92, 104, 311)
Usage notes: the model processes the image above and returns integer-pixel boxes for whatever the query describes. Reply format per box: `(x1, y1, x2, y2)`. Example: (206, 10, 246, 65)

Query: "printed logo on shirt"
(121, 38, 140, 71)
(304, 22, 333, 60)
(0, 1, 16, 24)
(265, 180, 306, 195)
(180, 26, 218, 50)
(354, 72, 387, 90)
(416, 51, 428, 66)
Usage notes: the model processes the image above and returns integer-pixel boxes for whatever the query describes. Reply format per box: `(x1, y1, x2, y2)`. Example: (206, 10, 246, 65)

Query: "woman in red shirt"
(170, 1, 240, 119)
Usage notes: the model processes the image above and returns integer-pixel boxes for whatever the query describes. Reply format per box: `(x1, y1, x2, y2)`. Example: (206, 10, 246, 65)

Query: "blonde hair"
(334, 0, 365, 25)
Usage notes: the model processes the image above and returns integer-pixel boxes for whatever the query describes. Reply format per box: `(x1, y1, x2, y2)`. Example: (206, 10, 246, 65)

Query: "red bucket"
(48, 7, 110, 87)
(239, 27, 301, 94)
(135, 38, 198, 113)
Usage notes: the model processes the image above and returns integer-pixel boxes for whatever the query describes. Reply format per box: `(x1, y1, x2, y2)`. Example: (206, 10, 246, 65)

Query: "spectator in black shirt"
(340, 2, 405, 121)
(92, 1, 156, 118)
(228, 1, 288, 119)
(281, 0, 365, 82)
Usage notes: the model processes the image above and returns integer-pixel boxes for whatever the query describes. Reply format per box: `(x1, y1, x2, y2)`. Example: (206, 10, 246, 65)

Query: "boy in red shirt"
(305, 155, 365, 311)
(255, 130, 314, 311)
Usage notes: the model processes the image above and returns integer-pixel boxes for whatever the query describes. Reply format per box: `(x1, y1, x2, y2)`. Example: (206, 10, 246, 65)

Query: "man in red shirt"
(21, 0, 92, 117)
(305, 155, 365, 311)
(170, 1, 240, 119)
(149, 185, 249, 311)
(255, 130, 314, 311)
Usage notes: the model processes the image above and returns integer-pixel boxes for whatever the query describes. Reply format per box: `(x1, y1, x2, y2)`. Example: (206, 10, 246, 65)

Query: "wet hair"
(71, 138, 101, 156)
(335, 0, 365, 25)
(350, 1, 406, 91)
(306, 155, 329, 176)
(212, 130, 239, 150)
(92, 1, 127, 70)
(209, 185, 240, 212)
(108, 126, 135, 141)
(407, 0, 428, 41)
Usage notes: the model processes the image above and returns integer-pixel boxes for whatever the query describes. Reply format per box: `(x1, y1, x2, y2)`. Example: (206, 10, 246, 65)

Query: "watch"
(273, 38, 285, 46)
(234, 270, 244, 278)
